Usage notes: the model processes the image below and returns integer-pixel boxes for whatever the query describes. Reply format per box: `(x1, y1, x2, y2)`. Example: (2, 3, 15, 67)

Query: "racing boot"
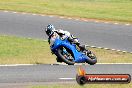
(85, 49, 95, 59)
(78, 44, 94, 57)
(78, 45, 87, 52)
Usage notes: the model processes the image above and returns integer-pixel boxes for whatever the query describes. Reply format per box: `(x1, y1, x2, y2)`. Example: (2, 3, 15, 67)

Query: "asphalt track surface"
(0, 11, 132, 52)
(0, 11, 132, 87)
(0, 64, 131, 85)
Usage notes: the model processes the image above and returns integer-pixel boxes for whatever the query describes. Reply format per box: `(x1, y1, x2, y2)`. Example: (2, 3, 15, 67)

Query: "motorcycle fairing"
(51, 37, 89, 63)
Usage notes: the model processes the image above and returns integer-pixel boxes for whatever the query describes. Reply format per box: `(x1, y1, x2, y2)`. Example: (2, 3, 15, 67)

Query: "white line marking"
(117, 50, 121, 52)
(22, 12, 26, 14)
(41, 15, 45, 16)
(75, 63, 86, 65)
(97, 63, 132, 64)
(104, 22, 109, 24)
(68, 18, 72, 20)
(95, 21, 99, 23)
(104, 48, 109, 50)
(114, 23, 119, 24)
(91, 46, 96, 48)
(75, 19, 79, 21)
(125, 24, 130, 26)
(87, 45, 128, 52)
(49, 15, 53, 18)
(32, 14, 37, 16)
(0, 63, 132, 66)
(86, 45, 90, 47)
(13, 12, 17, 13)
(0, 64, 35, 67)
(27, 38, 32, 40)
(97, 47, 103, 49)
(59, 17, 64, 19)
(122, 51, 127, 53)
(43, 40, 47, 41)
(52, 63, 132, 65)
(83, 20, 88, 22)
(4, 11, 8, 12)
(59, 78, 75, 80)
(111, 49, 116, 51)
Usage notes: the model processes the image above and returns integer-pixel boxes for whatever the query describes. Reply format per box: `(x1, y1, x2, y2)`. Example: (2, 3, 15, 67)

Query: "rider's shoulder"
(57, 29, 65, 33)
(58, 29, 63, 31)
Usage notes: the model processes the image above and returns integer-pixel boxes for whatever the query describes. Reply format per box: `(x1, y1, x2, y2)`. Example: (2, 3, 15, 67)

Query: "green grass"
(0, 0, 132, 23)
(0, 35, 132, 64)
(0, 35, 56, 64)
(31, 83, 132, 88)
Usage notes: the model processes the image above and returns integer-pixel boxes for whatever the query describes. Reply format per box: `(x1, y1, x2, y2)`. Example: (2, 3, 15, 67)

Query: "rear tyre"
(85, 50, 97, 65)
(56, 57, 63, 62)
(57, 47, 75, 65)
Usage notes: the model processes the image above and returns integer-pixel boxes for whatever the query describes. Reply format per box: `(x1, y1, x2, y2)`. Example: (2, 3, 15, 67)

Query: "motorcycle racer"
(45, 24, 87, 51)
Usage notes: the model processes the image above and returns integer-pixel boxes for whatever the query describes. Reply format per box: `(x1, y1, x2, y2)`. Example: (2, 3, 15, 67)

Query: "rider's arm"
(48, 37, 54, 54)
(55, 29, 65, 36)
(48, 37, 51, 44)
(55, 29, 71, 40)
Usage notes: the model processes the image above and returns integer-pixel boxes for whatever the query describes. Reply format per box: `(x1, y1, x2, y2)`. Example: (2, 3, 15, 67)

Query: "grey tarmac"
(0, 64, 131, 84)
(0, 11, 132, 52)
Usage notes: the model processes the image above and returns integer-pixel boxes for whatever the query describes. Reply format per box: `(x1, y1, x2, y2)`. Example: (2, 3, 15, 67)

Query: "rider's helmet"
(45, 24, 55, 36)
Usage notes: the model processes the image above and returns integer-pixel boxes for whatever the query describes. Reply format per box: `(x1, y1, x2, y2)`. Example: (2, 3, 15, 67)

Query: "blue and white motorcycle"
(49, 34, 97, 65)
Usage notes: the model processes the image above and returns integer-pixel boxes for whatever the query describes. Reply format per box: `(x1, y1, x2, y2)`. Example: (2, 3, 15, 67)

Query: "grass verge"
(0, 0, 132, 23)
(0, 35, 56, 64)
(0, 35, 132, 64)
(31, 83, 132, 88)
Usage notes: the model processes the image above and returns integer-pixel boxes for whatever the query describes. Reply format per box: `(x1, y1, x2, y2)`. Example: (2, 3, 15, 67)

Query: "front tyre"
(86, 51, 97, 65)
(57, 47, 75, 65)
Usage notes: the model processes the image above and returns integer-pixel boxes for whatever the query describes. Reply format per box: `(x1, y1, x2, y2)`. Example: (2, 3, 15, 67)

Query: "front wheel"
(85, 50, 97, 65)
(57, 47, 75, 65)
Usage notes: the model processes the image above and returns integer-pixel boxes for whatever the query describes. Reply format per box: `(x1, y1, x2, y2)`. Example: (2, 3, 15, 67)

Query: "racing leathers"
(48, 29, 87, 51)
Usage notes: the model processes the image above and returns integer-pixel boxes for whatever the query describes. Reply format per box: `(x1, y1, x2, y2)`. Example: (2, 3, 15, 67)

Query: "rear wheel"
(85, 50, 97, 65)
(57, 47, 75, 65)
(56, 57, 63, 62)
